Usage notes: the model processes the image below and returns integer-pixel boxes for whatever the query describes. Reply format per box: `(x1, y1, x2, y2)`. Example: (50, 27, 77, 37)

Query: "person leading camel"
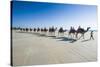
(90, 31, 94, 40)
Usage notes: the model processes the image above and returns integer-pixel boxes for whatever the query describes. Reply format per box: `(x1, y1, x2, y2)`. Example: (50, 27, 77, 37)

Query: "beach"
(12, 30, 97, 66)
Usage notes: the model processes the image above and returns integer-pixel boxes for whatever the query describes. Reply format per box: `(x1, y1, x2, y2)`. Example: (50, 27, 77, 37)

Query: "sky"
(11, 1, 98, 30)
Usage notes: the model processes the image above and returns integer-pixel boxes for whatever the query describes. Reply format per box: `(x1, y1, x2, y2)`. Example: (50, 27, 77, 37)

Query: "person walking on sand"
(90, 31, 94, 40)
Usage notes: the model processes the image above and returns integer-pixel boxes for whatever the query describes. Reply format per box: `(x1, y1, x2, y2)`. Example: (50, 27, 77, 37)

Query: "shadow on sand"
(81, 39, 90, 42)
(17, 32, 77, 43)
(17, 31, 57, 37)
(53, 37, 77, 43)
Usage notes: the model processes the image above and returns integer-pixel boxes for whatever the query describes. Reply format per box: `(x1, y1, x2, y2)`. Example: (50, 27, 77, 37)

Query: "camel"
(25, 28, 29, 32)
(33, 28, 36, 32)
(37, 27, 40, 32)
(23, 28, 26, 32)
(48, 27, 52, 35)
(19, 28, 23, 32)
(76, 27, 91, 39)
(58, 27, 67, 36)
(68, 27, 76, 38)
(30, 28, 33, 32)
(44, 27, 48, 33)
(41, 28, 44, 32)
(49, 26, 57, 36)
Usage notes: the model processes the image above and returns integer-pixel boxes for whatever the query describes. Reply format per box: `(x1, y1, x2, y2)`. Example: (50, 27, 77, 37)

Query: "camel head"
(86, 27, 91, 32)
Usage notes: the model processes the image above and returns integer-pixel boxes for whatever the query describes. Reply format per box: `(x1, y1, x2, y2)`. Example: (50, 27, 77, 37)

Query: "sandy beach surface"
(12, 30, 97, 66)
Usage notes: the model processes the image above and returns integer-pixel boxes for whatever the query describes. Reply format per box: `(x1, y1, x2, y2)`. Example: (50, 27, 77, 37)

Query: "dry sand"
(12, 30, 97, 66)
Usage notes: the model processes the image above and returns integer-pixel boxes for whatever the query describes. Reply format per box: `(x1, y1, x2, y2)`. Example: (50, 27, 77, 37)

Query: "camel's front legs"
(79, 34, 84, 39)
(68, 33, 72, 38)
(62, 32, 64, 36)
(53, 32, 55, 36)
(58, 32, 60, 36)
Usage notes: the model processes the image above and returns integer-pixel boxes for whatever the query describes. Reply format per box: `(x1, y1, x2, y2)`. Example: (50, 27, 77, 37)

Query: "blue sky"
(12, 1, 98, 30)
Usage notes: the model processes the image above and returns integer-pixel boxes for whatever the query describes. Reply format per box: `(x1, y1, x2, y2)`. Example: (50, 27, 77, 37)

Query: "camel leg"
(68, 33, 70, 38)
(53, 32, 54, 36)
(76, 33, 78, 38)
(53, 32, 55, 36)
(50, 32, 52, 36)
(79, 34, 84, 39)
(70, 34, 72, 38)
(79, 35, 82, 39)
(58, 32, 59, 36)
(73, 33, 75, 38)
(44, 32, 46, 34)
(63, 32, 64, 36)
(73, 34, 74, 38)
(68, 33, 72, 38)
(83, 34, 84, 39)
(61, 33, 62, 36)
(49, 32, 50, 36)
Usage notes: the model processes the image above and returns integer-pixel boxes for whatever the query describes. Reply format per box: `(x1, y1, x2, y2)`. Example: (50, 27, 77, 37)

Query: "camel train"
(12, 26, 91, 39)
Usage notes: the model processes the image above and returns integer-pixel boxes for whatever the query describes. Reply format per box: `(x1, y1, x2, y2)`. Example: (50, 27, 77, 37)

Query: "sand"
(12, 30, 97, 66)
